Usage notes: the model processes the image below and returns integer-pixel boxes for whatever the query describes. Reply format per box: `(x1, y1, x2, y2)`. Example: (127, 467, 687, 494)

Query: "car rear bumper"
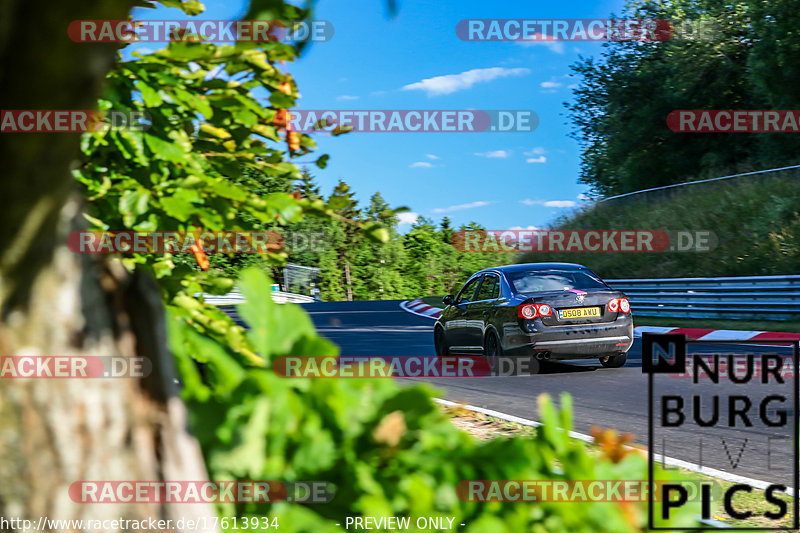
(503, 317, 634, 359)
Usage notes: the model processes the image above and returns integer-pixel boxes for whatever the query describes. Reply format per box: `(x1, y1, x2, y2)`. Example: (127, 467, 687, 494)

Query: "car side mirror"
(442, 295, 454, 306)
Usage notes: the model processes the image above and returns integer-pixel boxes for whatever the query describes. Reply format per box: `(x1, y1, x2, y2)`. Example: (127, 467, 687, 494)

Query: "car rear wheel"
(483, 332, 500, 373)
(599, 352, 627, 368)
(434, 327, 449, 357)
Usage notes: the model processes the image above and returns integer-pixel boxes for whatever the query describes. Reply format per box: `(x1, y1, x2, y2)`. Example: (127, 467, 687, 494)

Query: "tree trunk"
(344, 262, 353, 301)
(0, 1, 216, 531)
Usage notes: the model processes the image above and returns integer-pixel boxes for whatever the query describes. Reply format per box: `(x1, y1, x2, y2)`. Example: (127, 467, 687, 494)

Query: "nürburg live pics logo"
(644, 333, 799, 530)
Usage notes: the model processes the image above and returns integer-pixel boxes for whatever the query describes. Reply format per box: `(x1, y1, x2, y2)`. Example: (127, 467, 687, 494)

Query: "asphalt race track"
(224, 300, 798, 488)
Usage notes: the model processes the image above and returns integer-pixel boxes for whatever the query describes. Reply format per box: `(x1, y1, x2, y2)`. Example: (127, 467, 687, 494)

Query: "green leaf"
(233, 108, 258, 128)
(144, 133, 187, 163)
(160, 41, 215, 61)
(268, 91, 294, 108)
(155, 0, 205, 16)
(362, 221, 389, 243)
(119, 189, 151, 225)
(160, 194, 196, 222)
(326, 195, 350, 211)
(138, 82, 163, 107)
(82, 213, 109, 230)
(315, 154, 330, 169)
(208, 179, 248, 201)
(236, 267, 319, 359)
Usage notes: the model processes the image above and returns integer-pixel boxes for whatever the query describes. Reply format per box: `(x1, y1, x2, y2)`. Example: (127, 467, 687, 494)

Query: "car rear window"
(507, 270, 608, 293)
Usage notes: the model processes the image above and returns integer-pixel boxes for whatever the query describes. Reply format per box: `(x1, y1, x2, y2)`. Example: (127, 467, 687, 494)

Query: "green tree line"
(568, 0, 800, 196)
(201, 167, 507, 301)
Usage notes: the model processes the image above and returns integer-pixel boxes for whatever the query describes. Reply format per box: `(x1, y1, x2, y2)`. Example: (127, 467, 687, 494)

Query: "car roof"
(476, 262, 590, 275)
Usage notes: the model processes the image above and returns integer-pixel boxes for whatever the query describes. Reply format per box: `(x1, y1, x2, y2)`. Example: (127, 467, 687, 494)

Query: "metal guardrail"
(200, 275, 800, 319)
(606, 275, 800, 320)
(199, 288, 315, 305)
(598, 164, 800, 205)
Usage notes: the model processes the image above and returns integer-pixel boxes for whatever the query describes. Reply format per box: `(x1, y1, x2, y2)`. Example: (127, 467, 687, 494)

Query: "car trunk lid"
(525, 289, 621, 325)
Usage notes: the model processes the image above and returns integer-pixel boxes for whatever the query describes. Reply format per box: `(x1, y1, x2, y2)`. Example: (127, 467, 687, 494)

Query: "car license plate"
(559, 307, 600, 319)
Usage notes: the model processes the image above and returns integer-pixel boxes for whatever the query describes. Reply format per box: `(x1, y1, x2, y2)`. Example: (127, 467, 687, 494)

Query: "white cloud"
(409, 161, 433, 168)
(520, 199, 576, 208)
(402, 67, 530, 96)
(508, 225, 545, 230)
(397, 212, 419, 225)
(425, 154, 440, 160)
(526, 156, 547, 164)
(524, 147, 546, 156)
(516, 36, 566, 54)
(336, 95, 359, 101)
(432, 201, 492, 213)
(577, 193, 591, 201)
(475, 150, 510, 158)
(567, 83, 579, 89)
(540, 81, 562, 89)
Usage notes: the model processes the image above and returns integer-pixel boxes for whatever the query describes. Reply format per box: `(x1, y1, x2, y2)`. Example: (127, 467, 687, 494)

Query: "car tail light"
(518, 304, 536, 319)
(606, 298, 631, 313)
(518, 304, 552, 319)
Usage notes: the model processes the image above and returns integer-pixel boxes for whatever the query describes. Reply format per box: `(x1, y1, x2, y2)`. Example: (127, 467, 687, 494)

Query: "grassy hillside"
(517, 173, 800, 279)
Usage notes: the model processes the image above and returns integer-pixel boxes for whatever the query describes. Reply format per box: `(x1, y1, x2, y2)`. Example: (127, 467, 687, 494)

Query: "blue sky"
(131, 0, 627, 231)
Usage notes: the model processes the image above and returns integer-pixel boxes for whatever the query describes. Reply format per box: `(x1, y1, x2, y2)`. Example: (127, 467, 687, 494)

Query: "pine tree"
(439, 216, 455, 244)
(295, 166, 322, 200)
(366, 192, 396, 226)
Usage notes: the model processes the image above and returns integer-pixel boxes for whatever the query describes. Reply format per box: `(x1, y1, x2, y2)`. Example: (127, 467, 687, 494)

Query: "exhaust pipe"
(535, 352, 551, 360)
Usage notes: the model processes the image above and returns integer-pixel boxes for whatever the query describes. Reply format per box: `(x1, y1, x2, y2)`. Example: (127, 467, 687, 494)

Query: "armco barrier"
(199, 288, 315, 305)
(606, 275, 800, 320)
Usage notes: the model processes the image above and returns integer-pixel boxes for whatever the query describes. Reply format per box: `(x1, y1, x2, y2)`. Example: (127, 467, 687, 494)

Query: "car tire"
(483, 332, 502, 374)
(434, 327, 449, 357)
(600, 352, 627, 368)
